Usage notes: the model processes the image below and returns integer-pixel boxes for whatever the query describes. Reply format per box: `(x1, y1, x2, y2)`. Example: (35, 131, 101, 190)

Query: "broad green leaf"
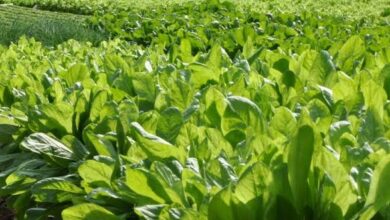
(181, 167, 208, 207)
(314, 149, 357, 215)
(361, 80, 387, 119)
(206, 44, 232, 72)
(61, 63, 90, 86)
(189, 63, 219, 89)
(307, 99, 332, 133)
(360, 155, 390, 219)
(215, 162, 274, 220)
(359, 108, 384, 143)
(224, 96, 265, 133)
(270, 107, 297, 138)
(156, 107, 183, 143)
(119, 168, 183, 205)
(202, 87, 227, 128)
(150, 161, 181, 187)
(208, 187, 234, 220)
(167, 78, 194, 111)
(28, 103, 73, 135)
(135, 205, 166, 220)
(205, 128, 234, 158)
(118, 99, 139, 129)
(288, 120, 316, 211)
(331, 71, 358, 110)
(20, 133, 75, 167)
(162, 207, 204, 220)
(234, 163, 273, 204)
(131, 122, 184, 162)
(298, 50, 335, 84)
(336, 36, 365, 73)
(31, 176, 84, 203)
(180, 38, 193, 63)
(132, 72, 156, 108)
(138, 110, 160, 133)
(329, 121, 351, 147)
(73, 93, 89, 134)
(62, 203, 121, 220)
(381, 64, 390, 98)
(206, 156, 237, 188)
(104, 54, 131, 83)
(83, 129, 117, 157)
(79, 160, 113, 193)
(89, 90, 109, 123)
(86, 188, 127, 209)
(61, 135, 90, 160)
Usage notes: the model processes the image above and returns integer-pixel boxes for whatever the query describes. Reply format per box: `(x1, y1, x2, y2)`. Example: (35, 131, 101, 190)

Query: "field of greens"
(0, 0, 390, 219)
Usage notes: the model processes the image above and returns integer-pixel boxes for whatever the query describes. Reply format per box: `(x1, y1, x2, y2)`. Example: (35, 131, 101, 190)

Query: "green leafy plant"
(0, 0, 389, 219)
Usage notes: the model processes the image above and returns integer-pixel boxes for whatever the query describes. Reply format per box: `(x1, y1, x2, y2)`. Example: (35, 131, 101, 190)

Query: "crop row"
(0, 4, 106, 46)
(0, 4, 86, 20)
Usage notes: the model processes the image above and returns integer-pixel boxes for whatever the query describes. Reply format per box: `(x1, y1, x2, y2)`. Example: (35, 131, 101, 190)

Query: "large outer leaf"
(208, 187, 234, 220)
(131, 122, 184, 162)
(78, 160, 113, 193)
(117, 167, 185, 206)
(298, 50, 335, 84)
(60, 63, 90, 86)
(20, 133, 75, 167)
(288, 121, 315, 211)
(269, 107, 297, 138)
(359, 108, 384, 144)
(314, 149, 357, 215)
(28, 103, 74, 136)
(336, 36, 365, 73)
(62, 203, 121, 220)
(135, 204, 166, 220)
(180, 38, 193, 63)
(89, 90, 109, 123)
(360, 155, 390, 219)
(82, 129, 117, 157)
(329, 121, 351, 147)
(362, 80, 387, 118)
(224, 96, 265, 133)
(202, 87, 227, 128)
(31, 175, 84, 203)
(208, 163, 273, 220)
(156, 107, 183, 143)
(132, 72, 157, 107)
(189, 63, 220, 88)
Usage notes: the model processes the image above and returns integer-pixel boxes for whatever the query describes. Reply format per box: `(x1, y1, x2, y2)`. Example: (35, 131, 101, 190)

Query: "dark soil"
(0, 198, 14, 220)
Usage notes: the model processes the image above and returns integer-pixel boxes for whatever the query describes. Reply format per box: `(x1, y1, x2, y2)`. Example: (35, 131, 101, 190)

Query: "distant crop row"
(0, 5, 106, 46)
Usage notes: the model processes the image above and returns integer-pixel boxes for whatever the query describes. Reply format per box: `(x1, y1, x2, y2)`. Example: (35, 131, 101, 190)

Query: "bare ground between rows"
(0, 198, 14, 220)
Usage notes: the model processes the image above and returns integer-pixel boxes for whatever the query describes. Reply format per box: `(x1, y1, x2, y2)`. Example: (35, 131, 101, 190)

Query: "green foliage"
(0, 0, 389, 219)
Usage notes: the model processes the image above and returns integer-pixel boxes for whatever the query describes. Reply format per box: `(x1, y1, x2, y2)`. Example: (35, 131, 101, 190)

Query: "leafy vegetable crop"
(0, 0, 390, 219)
